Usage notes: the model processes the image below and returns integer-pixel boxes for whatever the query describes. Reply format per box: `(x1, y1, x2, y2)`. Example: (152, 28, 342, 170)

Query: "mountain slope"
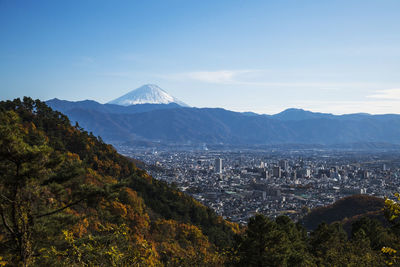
(0, 97, 237, 266)
(300, 195, 385, 231)
(108, 84, 188, 106)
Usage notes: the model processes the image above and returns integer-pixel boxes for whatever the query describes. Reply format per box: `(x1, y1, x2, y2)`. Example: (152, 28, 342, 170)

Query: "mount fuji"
(108, 84, 189, 107)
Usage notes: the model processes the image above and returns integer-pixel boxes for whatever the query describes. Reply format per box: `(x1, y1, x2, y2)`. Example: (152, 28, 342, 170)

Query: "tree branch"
(0, 193, 15, 203)
(0, 204, 15, 235)
(35, 198, 84, 219)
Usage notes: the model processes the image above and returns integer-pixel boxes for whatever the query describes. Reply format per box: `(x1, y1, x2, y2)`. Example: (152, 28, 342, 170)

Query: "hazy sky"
(1, 0, 400, 114)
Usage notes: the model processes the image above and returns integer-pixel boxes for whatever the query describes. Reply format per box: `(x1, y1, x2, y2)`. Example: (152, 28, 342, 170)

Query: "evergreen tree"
(0, 110, 84, 265)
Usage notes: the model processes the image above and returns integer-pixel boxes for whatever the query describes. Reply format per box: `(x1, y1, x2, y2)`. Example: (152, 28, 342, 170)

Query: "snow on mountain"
(108, 84, 189, 106)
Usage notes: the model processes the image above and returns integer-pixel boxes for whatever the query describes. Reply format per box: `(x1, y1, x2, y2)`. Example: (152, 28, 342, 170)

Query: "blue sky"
(1, 0, 400, 114)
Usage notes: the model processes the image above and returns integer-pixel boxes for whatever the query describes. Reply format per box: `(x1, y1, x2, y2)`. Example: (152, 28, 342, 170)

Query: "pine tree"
(0, 110, 83, 266)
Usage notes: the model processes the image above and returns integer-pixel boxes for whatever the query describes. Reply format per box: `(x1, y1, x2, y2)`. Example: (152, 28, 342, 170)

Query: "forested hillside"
(0, 98, 237, 266)
(2, 98, 400, 266)
(301, 195, 385, 230)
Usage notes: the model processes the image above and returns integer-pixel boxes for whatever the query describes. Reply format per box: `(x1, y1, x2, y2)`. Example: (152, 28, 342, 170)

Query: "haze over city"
(1, 0, 400, 114)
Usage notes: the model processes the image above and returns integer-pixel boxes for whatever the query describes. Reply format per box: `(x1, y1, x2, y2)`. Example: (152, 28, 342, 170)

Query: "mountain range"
(46, 85, 400, 148)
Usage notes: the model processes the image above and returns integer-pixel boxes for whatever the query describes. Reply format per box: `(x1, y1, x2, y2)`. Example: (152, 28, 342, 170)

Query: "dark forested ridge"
(301, 195, 385, 231)
(2, 97, 400, 266)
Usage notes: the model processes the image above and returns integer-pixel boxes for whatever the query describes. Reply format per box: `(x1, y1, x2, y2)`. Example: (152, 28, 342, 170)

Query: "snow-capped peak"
(108, 84, 188, 106)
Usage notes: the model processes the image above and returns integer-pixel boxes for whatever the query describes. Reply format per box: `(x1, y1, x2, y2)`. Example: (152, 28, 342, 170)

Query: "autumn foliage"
(0, 98, 235, 266)
(2, 98, 400, 267)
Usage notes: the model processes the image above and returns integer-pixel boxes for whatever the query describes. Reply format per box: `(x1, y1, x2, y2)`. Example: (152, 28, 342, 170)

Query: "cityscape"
(2, 1, 400, 265)
(118, 146, 400, 224)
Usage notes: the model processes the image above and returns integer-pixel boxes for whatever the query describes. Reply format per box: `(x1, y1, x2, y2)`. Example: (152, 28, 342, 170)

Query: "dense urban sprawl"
(118, 146, 400, 224)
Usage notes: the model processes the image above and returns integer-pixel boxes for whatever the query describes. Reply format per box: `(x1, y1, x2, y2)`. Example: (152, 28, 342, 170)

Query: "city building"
(215, 158, 223, 173)
(273, 166, 281, 178)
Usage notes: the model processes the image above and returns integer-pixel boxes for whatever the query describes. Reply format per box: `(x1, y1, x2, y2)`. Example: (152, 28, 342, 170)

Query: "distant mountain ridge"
(47, 98, 182, 115)
(272, 108, 335, 121)
(46, 98, 400, 148)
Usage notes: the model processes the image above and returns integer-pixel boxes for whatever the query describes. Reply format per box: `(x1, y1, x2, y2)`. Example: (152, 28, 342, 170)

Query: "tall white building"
(215, 158, 223, 173)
